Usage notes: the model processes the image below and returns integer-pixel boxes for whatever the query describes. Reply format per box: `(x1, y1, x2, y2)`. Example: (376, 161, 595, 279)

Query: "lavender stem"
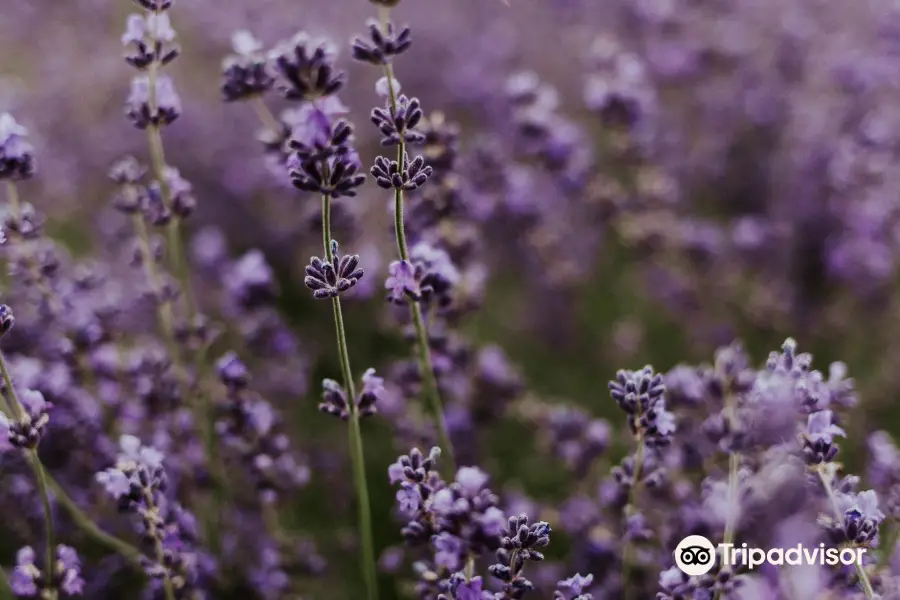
(29, 452, 57, 600)
(621, 437, 644, 600)
(145, 4, 197, 322)
(713, 392, 741, 600)
(322, 192, 379, 600)
(380, 41, 456, 475)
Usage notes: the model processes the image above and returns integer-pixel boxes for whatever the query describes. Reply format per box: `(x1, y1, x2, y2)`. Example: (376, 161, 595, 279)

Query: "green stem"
(711, 452, 740, 600)
(411, 303, 455, 473)
(252, 98, 282, 136)
(131, 211, 177, 342)
(713, 390, 740, 600)
(321, 193, 378, 600)
(817, 467, 875, 598)
(0, 568, 12, 600)
(144, 5, 197, 321)
(47, 476, 143, 565)
(380, 47, 455, 473)
(621, 439, 644, 600)
(29, 453, 57, 600)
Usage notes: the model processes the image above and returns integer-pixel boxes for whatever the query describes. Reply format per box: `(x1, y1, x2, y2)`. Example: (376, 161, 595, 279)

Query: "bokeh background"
(3, 0, 900, 597)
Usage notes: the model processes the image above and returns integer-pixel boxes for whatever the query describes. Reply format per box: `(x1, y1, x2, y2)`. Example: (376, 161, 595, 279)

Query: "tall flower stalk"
(353, 9, 456, 473)
(125, 0, 197, 321)
(119, 1, 227, 549)
(259, 31, 380, 600)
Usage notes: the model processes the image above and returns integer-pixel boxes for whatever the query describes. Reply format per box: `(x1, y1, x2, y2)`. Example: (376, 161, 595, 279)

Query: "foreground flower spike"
(287, 111, 366, 198)
(0, 113, 36, 180)
(9, 545, 85, 597)
(351, 20, 412, 66)
(221, 30, 274, 102)
(371, 152, 433, 191)
(370, 94, 426, 146)
(277, 39, 379, 599)
(319, 368, 384, 419)
(304, 240, 364, 299)
(270, 32, 346, 101)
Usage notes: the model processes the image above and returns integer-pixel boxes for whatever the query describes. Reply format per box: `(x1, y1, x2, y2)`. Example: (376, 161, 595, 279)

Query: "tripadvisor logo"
(673, 535, 867, 577)
(674, 535, 717, 576)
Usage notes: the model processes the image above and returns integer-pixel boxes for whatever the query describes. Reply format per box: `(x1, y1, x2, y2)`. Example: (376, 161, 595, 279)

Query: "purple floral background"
(1, 0, 900, 599)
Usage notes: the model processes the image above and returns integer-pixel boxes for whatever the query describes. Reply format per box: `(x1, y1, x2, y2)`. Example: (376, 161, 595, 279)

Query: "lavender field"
(1, 0, 899, 598)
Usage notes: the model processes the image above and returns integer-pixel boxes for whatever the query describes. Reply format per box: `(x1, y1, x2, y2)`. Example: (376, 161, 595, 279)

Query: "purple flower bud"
(0, 113, 35, 180)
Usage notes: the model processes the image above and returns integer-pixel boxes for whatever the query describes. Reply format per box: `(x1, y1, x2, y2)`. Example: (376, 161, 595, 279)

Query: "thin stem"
(145, 4, 197, 322)
(0, 349, 22, 421)
(411, 303, 455, 472)
(378, 39, 455, 472)
(817, 467, 876, 599)
(146, 123, 197, 323)
(621, 439, 645, 600)
(321, 193, 378, 600)
(713, 391, 740, 600)
(0, 567, 12, 600)
(711, 451, 740, 600)
(47, 475, 143, 565)
(144, 490, 177, 600)
(28, 452, 57, 600)
(252, 98, 282, 136)
(132, 212, 178, 353)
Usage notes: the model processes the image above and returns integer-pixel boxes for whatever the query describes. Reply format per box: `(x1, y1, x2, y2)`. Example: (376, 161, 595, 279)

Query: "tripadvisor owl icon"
(674, 535, 717, 576)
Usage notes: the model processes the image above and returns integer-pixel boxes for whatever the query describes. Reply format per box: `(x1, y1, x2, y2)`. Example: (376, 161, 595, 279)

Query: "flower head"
(0, 113, 35, 180)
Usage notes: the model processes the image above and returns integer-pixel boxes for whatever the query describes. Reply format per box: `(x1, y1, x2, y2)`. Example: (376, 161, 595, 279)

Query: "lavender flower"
(371, 152, 433, 191)
(0, 389, 51, 450)
(121, 12, 179, 69)
(319, 368, 384, 419)
(608, 365, 675, 446)
(802, 409, 847, 464)
(270, 32, 346, 101)
(351, 20, 412, 65)
(303, 240, 364, 298)
(221, 30, 275, 102)
(554, 573, 594, 600)
(9, 545, 85, 597)
(370, 94, 426, 146)
(0, 113, 35, 180)
(125, 75, 182, 129)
